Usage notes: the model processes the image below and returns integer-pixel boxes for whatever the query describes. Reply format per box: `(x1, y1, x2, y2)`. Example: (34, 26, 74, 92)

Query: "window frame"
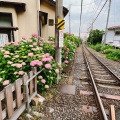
(49, 19, 54, 26)
(0, 12, 14, 42)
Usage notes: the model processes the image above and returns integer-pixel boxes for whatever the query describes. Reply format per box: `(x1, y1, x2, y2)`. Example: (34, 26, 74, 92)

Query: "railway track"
(82, 45, 120, 120)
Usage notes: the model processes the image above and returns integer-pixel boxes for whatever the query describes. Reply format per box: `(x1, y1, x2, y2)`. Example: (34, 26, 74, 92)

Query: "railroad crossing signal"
(57, 18, 65, 30)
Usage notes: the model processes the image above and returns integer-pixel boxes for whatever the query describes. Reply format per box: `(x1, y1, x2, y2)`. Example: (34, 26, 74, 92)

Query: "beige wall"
(0, 0, 38, 41)
(40, 1, 55, 41)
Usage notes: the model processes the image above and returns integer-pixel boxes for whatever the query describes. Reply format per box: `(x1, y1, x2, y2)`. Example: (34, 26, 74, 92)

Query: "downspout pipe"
(37, 0, 40, 36)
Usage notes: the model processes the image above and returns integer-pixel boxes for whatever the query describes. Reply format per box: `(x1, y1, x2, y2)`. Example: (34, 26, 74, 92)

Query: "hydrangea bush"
(62, 33, 81, 66)
(0, 33, 80, 92)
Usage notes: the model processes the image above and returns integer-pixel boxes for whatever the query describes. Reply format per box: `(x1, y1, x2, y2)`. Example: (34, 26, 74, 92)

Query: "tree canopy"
(87, 29, 104, 45)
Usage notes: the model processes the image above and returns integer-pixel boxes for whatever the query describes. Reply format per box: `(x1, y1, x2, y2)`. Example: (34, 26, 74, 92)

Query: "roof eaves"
(45, 0, 69, 17)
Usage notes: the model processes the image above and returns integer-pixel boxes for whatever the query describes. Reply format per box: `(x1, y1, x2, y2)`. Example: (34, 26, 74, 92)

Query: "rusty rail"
(85, 46, 120, 81)
(82, 45, 108, 120)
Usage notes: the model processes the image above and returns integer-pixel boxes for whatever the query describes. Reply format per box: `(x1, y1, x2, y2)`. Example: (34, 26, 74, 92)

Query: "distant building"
(102, 26, 120, 47)
(0, 0, 68, 46)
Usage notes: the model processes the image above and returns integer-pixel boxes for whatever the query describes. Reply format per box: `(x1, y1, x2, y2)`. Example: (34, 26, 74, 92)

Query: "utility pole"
(55, 0, 63, 64)
(55, 0, 63, 83)
(79, 0, 83, 39)
(69, 4, 71, 35)
(103, 0, 111, 44)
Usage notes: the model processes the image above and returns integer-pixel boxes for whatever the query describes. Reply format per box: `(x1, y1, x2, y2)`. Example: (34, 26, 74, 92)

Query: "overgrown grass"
(90, 44, 120, 61)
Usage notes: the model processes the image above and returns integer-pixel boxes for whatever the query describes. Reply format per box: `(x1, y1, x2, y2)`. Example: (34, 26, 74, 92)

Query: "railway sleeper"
(95, 78, 117, 85)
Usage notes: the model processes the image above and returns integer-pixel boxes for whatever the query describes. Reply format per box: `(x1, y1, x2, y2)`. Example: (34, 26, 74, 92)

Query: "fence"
(0, 67, 43, 120)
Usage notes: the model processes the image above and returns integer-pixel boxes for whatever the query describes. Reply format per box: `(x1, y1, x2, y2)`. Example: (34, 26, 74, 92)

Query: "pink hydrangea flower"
(30, 60, 42, 66)
(63, 46, 67, 50)
(14, 42, 19, 46)
(50, 56, 53, 60)
(40, 43, 43, 46)
(4, 51, 10, 54)
(64, 60, 69, 64)
(33, 42, 37, 46)
(16, 64, 22, 68)
(37, 61, 43, 66)
(46, 58, 51, 62)
(22, 62, 26, 66)
(45, 64, 51, 69)
(18, 71, 24, 75)
(41, 79, 46, 84)
(22, 36, 26, 40)
(42, 54, 46, 58)
(66, 52, 68, 55)
(55, 69, 59, 73)
(28, 39, 32, 42)
(40, 37, 44, 41)
(11, 64, 16, 67)
(3, 80, 10, 86)
(28, 53, 34, 57)
(45, 53, 50, 57)
(32, 33, 38, 37)
(30, 61, 36, 66)
(4, 55, 10, 58)
(42, 57, 47, 62)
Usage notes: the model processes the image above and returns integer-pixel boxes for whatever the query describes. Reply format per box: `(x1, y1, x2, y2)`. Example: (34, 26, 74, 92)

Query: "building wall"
(0, 0, 38, 41)
(105, 30, 115, 44)
(40, 1, 55, 41)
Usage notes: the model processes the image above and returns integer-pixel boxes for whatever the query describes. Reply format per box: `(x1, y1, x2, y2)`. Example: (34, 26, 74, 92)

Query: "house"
(40, 0, 68, 41)
(102, 26, 120, 47)
(0, 0, 68, 47)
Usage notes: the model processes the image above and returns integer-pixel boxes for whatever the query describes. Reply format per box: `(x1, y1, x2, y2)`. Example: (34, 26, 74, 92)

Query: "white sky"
(63, 0, 120, 38)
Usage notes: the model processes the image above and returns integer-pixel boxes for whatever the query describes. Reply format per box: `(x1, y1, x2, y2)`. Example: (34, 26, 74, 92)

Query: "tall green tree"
(87, 29, 104, 45)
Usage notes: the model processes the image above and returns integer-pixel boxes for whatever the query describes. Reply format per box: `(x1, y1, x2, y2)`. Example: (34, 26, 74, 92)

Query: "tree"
(87, 29, 104, 45)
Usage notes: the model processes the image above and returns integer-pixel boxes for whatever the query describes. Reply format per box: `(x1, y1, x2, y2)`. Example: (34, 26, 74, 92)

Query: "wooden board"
(5, 84, 14, 118)
(29, 71, 34, 94)
(15, 79, 22, 108)
(111, 105, 116, 120)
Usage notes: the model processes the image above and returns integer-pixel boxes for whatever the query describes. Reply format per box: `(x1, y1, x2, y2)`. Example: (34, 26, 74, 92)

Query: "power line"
(79, 0, 83, 38)
(94, 5, 109, 28)
(88, 0, 108, 30)
(91, 0, 103, 21)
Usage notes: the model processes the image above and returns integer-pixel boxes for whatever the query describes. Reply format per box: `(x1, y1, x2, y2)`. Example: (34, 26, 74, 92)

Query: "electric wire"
(91, 0, 103, 21)
(88, 0, 108, 29)
(94, 5, 109, 29)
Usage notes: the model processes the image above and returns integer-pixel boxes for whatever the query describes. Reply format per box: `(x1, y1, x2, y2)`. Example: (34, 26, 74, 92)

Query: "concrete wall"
(40, 1, 55, 41)
(0, 0, 38, 41)
(105, 30, 115, 44)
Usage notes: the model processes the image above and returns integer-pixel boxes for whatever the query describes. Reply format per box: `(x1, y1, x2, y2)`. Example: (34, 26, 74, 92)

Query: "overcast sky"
(63, 0, 120, 37)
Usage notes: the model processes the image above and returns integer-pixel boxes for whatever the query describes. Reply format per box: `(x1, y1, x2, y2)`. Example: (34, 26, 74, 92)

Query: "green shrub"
(90, 43, 120, 61)
(104, 48, 113, 54)
(94, 44, 103, 52)
(106, 50, 120, 61)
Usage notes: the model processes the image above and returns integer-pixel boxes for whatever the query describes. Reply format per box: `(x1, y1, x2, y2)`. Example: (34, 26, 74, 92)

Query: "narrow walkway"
(40, 46, 99, 120)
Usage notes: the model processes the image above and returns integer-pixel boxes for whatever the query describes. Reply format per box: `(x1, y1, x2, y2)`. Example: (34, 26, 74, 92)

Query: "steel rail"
(85, 46, 120, 81)
(82, 45, 108, 120)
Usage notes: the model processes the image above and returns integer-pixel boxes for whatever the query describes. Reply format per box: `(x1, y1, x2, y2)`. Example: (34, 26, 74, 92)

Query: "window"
(0, 12, 16, 46)
(49, 19, 54, 26)
(115, 31, 120, 35)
